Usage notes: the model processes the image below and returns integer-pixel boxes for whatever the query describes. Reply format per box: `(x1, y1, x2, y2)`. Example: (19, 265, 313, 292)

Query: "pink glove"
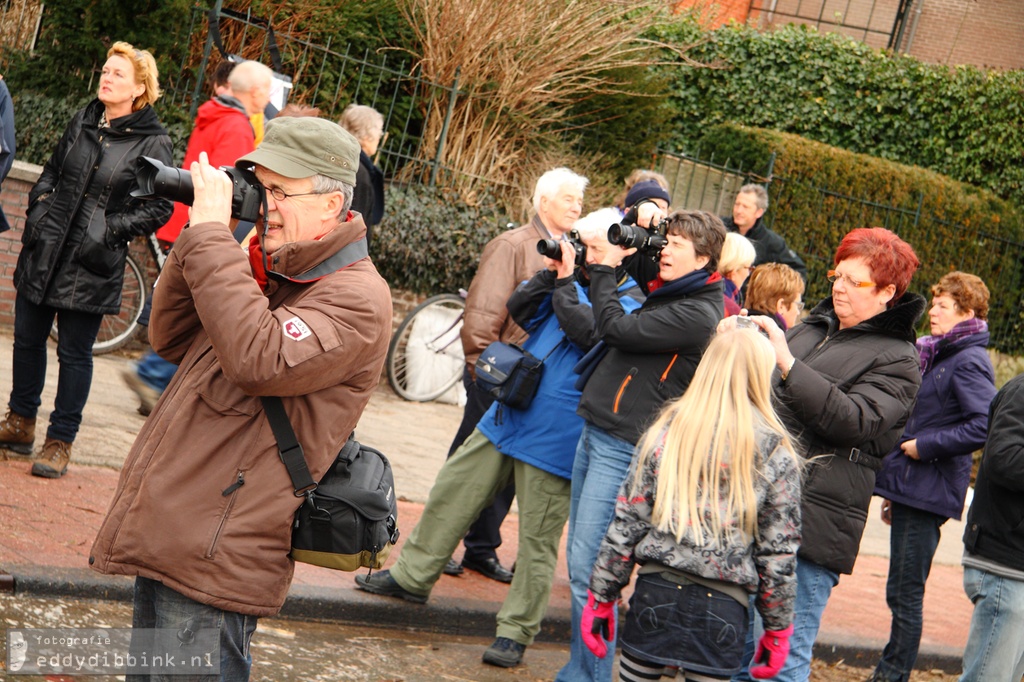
(580, 590, 617, 658)
(749, 624, 794, 679)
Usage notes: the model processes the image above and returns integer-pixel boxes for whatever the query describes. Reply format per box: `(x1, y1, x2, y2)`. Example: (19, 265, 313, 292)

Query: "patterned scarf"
(917, 317, 988, 374)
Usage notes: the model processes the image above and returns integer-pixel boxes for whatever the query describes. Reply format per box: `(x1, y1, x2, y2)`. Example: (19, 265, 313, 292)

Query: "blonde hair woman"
(0, 41, 173, 477)
(719, 232, 756, 315)
(585, 328, 802, 681)
(338, 104, 386, 242)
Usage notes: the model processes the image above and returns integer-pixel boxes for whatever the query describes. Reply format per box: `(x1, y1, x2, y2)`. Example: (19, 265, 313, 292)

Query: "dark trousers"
(8, 293, 103, 443)
(448, 368, 515, 563)
(873, 502, 946, 681)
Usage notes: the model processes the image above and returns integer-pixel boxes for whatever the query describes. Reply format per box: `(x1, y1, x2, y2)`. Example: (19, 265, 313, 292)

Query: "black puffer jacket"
(777, 293, 925, 574)
(15, 99, 173, 314)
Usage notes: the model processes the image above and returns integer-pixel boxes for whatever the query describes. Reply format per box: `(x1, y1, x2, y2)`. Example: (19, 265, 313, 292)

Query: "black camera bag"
(475, 341, 545, 410)
(261, 397, 399, 572)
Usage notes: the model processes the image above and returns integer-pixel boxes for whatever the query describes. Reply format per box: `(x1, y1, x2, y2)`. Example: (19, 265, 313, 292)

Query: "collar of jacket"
(722, 214, 766, 240)
(805, 292, 926, 344)
(87, 98, 168, 137)
(264, 213, 370, 285)
(213, 94, 249, 118)
(530, 213, 554, 239)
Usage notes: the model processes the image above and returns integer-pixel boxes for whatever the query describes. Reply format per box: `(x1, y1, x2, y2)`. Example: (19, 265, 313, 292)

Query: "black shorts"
(619, 572, 749, 677)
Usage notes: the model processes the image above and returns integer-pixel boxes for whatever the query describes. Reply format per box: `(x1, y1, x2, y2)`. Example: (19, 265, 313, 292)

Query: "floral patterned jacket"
(589, 424, 802, 631)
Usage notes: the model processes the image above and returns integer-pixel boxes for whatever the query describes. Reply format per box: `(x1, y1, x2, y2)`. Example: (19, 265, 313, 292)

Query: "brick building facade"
(688, 0, 1024, 71)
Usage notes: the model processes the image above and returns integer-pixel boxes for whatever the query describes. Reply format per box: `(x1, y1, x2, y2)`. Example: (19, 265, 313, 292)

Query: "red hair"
(834, 227, 920, 305)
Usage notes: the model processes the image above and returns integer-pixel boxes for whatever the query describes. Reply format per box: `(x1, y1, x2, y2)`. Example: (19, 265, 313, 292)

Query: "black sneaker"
(482, 637, 526, 668)
(354, 569, 428, 604)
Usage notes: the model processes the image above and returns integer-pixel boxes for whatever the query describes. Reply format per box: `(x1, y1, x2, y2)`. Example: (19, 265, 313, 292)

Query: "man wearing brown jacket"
(444, 167, 587, 582)
(90, 117, 392, 680)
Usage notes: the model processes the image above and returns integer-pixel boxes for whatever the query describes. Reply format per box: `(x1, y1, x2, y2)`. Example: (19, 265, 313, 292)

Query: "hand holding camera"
(188, 152, 235, 228)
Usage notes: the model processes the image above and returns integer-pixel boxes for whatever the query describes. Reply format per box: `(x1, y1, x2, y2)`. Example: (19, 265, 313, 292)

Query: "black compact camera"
(131, 156, 264, 224)
(537, 229, 587, 270)
(607, 220, 668, 252)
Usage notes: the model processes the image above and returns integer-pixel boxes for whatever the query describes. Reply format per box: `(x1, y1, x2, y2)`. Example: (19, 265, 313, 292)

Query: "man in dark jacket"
(959, 371, 1024, 681)
(721, 184, 807, 283)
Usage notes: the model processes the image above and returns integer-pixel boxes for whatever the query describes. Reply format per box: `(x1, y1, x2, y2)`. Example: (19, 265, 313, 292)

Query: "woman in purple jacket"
(870, 271, 997, 682)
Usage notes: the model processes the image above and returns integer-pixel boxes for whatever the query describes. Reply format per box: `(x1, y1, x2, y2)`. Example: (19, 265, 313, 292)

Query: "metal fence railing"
(658, 149, 1024, 353)
(171, 2, 464, 190)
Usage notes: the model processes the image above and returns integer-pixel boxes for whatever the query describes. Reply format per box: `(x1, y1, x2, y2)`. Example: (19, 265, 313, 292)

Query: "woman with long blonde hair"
(584, 328, 802, 682)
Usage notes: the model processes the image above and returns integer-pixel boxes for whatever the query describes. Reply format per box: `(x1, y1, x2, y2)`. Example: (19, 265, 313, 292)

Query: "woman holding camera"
(557, 210, 726, 682)
(728, 227, 925, 682)
(0, 41, 173, 478)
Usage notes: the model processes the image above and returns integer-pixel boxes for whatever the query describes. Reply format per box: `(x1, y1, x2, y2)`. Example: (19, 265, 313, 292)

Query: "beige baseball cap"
(236, 117, 359, 185)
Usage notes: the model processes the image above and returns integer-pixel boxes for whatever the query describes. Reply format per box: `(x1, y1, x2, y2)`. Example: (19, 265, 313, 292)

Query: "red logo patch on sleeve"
(283, 317, 312, 341)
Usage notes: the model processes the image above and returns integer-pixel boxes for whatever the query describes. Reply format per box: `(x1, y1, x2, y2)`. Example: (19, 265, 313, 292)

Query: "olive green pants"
(390, 428, 571, 645)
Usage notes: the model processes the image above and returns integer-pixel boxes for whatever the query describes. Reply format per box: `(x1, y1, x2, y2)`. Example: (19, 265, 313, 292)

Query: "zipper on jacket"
(222, 472, 246, 496)
(613, 369, 637, 414)
(208, 471, 245, 559)
(659, 354, 679, 387)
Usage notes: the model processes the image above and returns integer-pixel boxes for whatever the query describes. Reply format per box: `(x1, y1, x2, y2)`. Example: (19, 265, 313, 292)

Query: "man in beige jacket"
(90, 117, 392, 680)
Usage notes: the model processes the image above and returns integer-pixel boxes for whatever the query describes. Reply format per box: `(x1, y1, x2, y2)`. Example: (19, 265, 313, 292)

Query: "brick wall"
(0, 160, 426, 336)
(0, 161, 39, 329)
(903, 0, 1024, 70)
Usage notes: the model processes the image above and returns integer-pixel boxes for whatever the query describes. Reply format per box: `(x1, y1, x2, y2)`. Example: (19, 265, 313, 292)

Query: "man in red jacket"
(123, 60, 274, 415)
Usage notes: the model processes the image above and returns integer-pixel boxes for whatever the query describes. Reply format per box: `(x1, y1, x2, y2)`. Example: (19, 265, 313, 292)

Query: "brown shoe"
(31, 438, 72, 478)
(0, 410, 36, 456)
(122, 364, 160, 417)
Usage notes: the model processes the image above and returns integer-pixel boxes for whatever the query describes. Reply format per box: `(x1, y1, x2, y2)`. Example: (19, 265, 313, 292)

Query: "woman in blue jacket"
(870, 271, 997, 682)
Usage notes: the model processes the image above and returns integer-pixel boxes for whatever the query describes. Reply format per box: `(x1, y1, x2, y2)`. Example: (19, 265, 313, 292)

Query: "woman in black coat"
(0, 41, 173, 478)
(728, 227, 925, 681)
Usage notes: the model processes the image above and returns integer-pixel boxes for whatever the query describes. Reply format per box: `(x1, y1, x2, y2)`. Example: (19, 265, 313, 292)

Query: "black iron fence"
(658, 149, 1024, 353)
(166, 2, 473, 191)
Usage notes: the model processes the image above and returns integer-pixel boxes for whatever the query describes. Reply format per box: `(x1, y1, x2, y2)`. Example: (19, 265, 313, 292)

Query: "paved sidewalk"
(0, 332, 973, 671)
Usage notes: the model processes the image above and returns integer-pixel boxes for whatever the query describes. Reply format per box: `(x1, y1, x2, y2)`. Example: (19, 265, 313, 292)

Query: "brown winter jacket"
(460, 215, 550, 373)
(90, 216, 392, 616)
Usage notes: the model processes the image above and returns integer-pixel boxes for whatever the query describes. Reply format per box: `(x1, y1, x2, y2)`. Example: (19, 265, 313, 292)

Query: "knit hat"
(236, 117, 359, 184)
(624, 179, 671, 209)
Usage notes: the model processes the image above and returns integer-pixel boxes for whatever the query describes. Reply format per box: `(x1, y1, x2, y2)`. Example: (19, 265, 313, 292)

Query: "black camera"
(537, 229, 587, 270)
(607, 220, 668, 252)
(131, 156, 264, 224)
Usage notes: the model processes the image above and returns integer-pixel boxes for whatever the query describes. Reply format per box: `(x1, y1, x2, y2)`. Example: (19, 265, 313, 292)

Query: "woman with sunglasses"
(724, 227, 926, 682)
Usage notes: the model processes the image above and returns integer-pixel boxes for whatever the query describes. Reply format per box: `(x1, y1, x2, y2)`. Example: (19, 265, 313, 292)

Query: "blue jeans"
(136, 350, 178, 393)
(556, 423, 636, 682)
(9, 292, 103, 443)
(872, 502, 945, 681)
(129, 576, 257, 682)
(734, 556, 839, 682)
(959, 566, 1024, 682)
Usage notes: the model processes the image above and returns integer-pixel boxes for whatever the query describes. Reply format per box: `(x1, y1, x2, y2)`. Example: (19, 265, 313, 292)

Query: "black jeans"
(448, 368, 515, 563)
(8, 293, 103, 443)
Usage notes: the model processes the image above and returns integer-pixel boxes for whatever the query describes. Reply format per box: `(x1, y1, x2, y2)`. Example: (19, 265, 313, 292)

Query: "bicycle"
(49, 232, 167, 355)
(386, 290, 467, 402)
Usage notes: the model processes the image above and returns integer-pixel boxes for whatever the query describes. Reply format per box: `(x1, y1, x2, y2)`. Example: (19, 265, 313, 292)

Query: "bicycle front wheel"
(50, 254, 147, 355)
(386, 294, 466, 402)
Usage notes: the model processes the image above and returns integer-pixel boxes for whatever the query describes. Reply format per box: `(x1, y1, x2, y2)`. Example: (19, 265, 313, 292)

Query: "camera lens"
(537, 239, 563, 260)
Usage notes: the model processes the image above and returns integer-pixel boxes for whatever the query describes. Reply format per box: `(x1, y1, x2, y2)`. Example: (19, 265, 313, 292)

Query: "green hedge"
(373, 184, 511, 295)
(664, 22, 1024, 203)
(690, 123, 1024, 353)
